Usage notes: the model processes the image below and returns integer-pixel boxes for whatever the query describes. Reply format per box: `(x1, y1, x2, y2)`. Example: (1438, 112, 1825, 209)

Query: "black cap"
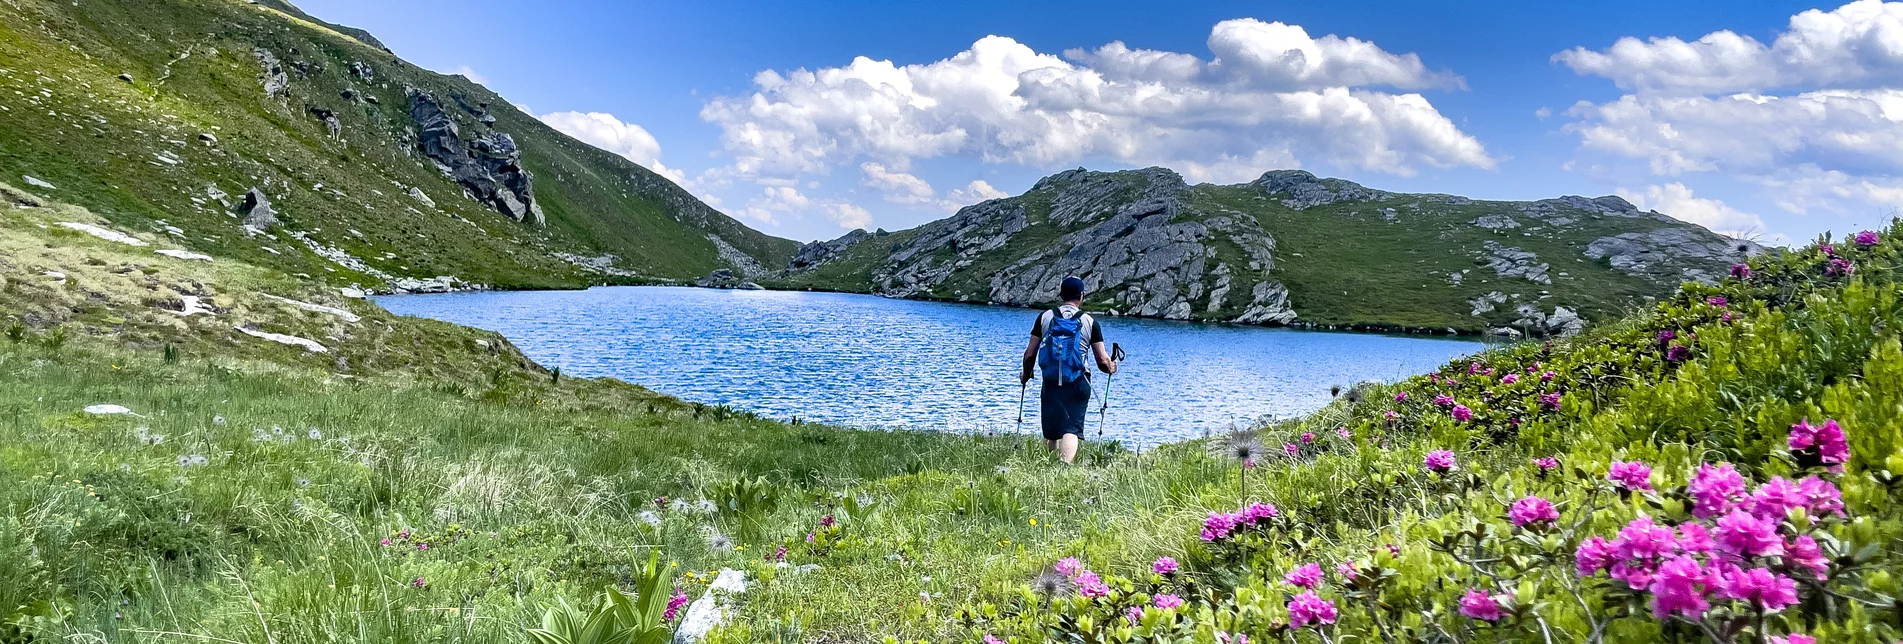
(1059, 276, 1085, 301)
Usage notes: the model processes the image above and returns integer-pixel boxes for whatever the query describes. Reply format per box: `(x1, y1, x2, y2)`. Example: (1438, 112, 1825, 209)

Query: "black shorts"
(1040, 377, 1092, 440)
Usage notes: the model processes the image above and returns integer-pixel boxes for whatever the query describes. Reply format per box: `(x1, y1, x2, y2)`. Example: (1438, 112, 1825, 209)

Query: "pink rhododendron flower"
(1820, 243, 1836, 256)
(1458, 588, 1505, 621)
(1283, 443, 1299, 456)
(1394, 392, 1408, 402)
(1750, 476, 1806, 522)
(1610, 561, 1658, 590)
(1708, 296, 1729, 307)
(1424, 450, 1456, 472)
(1054, 557, 1082, 578)
(1688, 462, 1747, 519)
(1608, 461, 1654, 491)
(1286, 590, 1337, 627)
(1788, 418, 1849, 470)
(1336, 426, 1352, 439)
(1502, 373, 1520, 384)
(819, 514, 836, 527)
(1075, 570, 1109, 598)
(1539, 392, 1563, 411)
(1153, 556, 1179, 575)
(1787, 535, 1829, 580)
(379, 539, 391, 546)
(1434, 394, 1456, 408)
(1201, 512, 1240, 542)
(1469, 362, 1489, 375)
(1666, 345, 1692, 362)
(664, 587, 688, 622)
(1576, 537, 1616, 577)
(412, 577, 426, 588)
(1657, 329, 1677, 345)
(1284, 562, 1324, 589)
(1771, 636, 1817, 644)
(1714, 566, 1799, 610)
(1677, 523, 1715, 555)
(1335, 561, 1359, 581)
(1827, 257, 1854, 276)
(1154, 593, 1183, 609)
(1648, 556, 1712, 619)
(1854, 230, 1880, 246)
(1714, 509, 1785, 558)
(1451, 404, 1474, 422)
(1614, 515, 1679, 561)
(1300, 432, 1315, 444)
(1533, 456, 1559, 471)
(983, 635, 1004, 644)
(1731, 264, 1751, 278)
(1508, 496, 1559, 527)
(1126, 605, 1144, 625)
(1797, 476, 1844, 517)
(1540, 370, 1556, 382)
(1242, 502, 1280, 525)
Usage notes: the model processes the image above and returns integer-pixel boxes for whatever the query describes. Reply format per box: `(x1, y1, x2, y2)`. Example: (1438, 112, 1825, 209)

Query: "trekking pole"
(1016, 380, 1027, 436)
(1097, 343, 1124, 438)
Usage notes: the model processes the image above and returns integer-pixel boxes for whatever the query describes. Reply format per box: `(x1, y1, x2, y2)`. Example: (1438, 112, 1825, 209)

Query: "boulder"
(253, 48, 289, 98)
(409, 90, 542, 225)
(788, 228, 871, 270)
(1249, 170, 1393, 210)
(696, 268, 739, 289)
(406, 187, 435, 207)
(1481, 241, 1551, 284)
(1586, 228, 1759, 281)
(236, 189, 277, 232)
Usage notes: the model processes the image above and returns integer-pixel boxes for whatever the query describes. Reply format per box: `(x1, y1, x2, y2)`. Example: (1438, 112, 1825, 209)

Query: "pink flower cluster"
(1283, 562, 1324, 589)
(1533, 456, 1559, 472)
(1854, 230, 1880, 246)
(1508, 496, 1559, 528)
(1827, 257, 1855, 277)
(1539, 392, 1563, 411)
(663, 587, 689, 622)
(1501, 373, 1520, 385)
(1575, 458, 1846, 622)
(1202, 502, 1280, 542)
(1607, 460, 1653, 491)
(1433, 394, 1456, 408)
(1423, 450, 1456, 473)
(1451, 404, 1474, 422)
(1053, 557, 1111, 598)
(1788, 418, 1848, 472)
(1458, 588, 1506, 621)
(1154, 593, 1183, 609)
(1730, 263, 1751, 279)
(1286, 590, 1337, 628)
(1153, 556, 1179, 575)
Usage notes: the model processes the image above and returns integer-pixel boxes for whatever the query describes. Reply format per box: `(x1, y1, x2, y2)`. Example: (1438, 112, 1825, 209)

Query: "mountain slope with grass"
(779, 168, 1760, 335)
(3, 152, 1900, 644)
(0, 0, 797, 293)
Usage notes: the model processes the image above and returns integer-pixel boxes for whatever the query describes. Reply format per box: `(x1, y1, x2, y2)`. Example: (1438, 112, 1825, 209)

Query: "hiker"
(1019, 276, 1118, 464)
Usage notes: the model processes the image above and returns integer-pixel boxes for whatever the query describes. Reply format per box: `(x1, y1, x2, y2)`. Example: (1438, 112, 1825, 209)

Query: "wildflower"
(1614, 515, 1679, 561)
(664, 587, 688, 622)
(1469, 362, 1487, 375)
(1054, 557, 1082, 578)
(1286, 591, 1337, 628)
(1787, 418, 1848, 470)
(1820, 243, 1836, 256)
(1688, 463, 1748, 519)
(412, 577, 426, 588)
(1607, 461, 1653, 491)
(1708, 296, 1729, 307)
(1677, 523, 1715, 555)
(1533, 456, 1559, 471)
(1610, 560, 1658, 590)
(1796, 476, 1844, 517)
(1394, 392, 1408, 402)
(653, 496, 668, 508)
(1854, 230, 1880, 246)
(1458, 588, 1504, 622)
(1433, 394, 1456, 408)
(1502, 373, 1519, 385)
(1075, 570, 1109, 598)
(1216, 633, 1250, 644)
(983, 636, 1004, 644)
(399, 530, 411, 539)
(1826, 257, 1854, 277)
(1335, 561, 1358, 581)
(1244, 458, 1256, 469)
(1666, 345, 1692, 362)
(1283, 443, 1298, 456)
(1576, 536, 1616, 577)
(766, 545, 787, 563)
(1730, 263, 1751, 278)
(1657, 329, 1677, 345)
(1126, 605, 1143, 625)
(1508, 496, 1559, 528)
(1713, 566, 1799, 610)
(637, 511, 662, 527)
(1215, 434, 1263, 464)
(1031, 571, 1072, 598)
(706, 532, 734, 552)
(1539, 392, 1563, 411)
(1283, 563, 1324, 589)
(1383, 410, 1399, 422)
(379, 538, 391, 546)
(820, 514, 836, 528)
(1451, 405, 1473, 422)
(1713, 509, 1784, 558)
(1423, 450, 1456, 473)
(1722, 311, 1735, 324)
(1241, 502, 1279, 524)
(1153, 556, 1179, 575)
(416, 542, 428, 551)
(694, 499, 717, 514)
(805, 532, 816, 543)
(1201, 512, 1240, 542)
(1771, 636, 1817, 644)
(1786, 535, 1829, 579)
(1749, 476, 1806, 522)
(1540, 370, 1556, 382)
(1300, 432, 1315, 444)
(1648, 556, 1712, 619)
(1153, 593, 1183, 609)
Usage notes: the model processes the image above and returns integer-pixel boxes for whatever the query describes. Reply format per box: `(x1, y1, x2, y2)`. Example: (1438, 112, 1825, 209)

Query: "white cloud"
(945, 179, 1009, 204)
(699, 20, 1490, 186)
(1559, 1, 1903, 228)
(1554, 0, 1903, 95)
(736, 185, 875, 230)
(539, 111, 688, 183)
(451, 65, 490, 86)
(1617, 183, 1767, 238)
(824, 202, 874, 229)
(860, 162, 939, 205)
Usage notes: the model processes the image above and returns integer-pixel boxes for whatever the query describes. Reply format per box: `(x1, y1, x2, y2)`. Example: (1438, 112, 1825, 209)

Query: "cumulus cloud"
(1554, 0, 1903, 94)
(539, 111, 687, 183)
(860, 162, 938, 206)
(1559, 1, 1903, 223)
(1617, 183, 1768, 238)
(735, 185, 875, 230)
(946, 179, 1009, 204)
(699, 20, 1490, 186)
(451, 65, 491, 86)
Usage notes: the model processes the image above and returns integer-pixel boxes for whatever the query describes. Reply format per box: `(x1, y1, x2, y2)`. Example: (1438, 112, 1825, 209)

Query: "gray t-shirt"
(1031, 305, 1104, 379)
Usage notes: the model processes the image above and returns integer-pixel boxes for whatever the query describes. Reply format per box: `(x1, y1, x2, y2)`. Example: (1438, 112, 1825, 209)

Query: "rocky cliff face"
(783, 167, 1758, 335)
(408, 89, 542, 225)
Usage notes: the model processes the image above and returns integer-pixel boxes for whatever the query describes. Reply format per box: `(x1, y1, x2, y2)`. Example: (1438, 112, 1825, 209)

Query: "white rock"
(84, 404, 136, 415)
(43, 270, 66, 282)
(259, 293, 360, 322)
(57, 222, 148, 246)
(672, 593, 724, 644)
(155, 249, 213, 262)
(338, 287, 366, 299)
(172, 295, 216, 317)
(708, 568, 748, 593)
(22, 175, 55, 189)
(234, 324, 328, 353)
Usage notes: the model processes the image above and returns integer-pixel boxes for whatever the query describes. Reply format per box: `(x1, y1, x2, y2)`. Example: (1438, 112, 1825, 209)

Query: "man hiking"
(1020, 276, 1118, 464)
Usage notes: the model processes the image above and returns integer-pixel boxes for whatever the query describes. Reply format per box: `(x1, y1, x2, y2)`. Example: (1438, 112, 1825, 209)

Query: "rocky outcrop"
(408, 89, 542, 225)
(236, 189, 277, 232)
(1250, 170, 1393, 209)
(790, 229, 872, 270)
(1586, 228, 1759, 283)
(254, 48, 289, 99)
(1481, 241, 1551, 284)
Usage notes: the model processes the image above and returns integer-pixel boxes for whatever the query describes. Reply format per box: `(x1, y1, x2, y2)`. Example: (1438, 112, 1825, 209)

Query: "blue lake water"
(377, 286, 1483, 446)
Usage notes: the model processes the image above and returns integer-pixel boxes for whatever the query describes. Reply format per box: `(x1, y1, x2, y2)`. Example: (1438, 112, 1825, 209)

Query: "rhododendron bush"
(953, 227, 1902, 643)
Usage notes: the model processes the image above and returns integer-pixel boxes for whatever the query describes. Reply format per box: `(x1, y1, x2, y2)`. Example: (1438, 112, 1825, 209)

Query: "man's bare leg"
(1058, 434, 1080, 464)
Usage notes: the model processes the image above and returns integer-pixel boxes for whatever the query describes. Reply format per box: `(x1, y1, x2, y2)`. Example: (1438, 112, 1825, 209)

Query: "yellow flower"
(1028, 518, 1037, 526)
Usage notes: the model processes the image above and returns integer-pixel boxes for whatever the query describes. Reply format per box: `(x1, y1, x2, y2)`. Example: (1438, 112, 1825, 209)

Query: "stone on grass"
(156, 249, 213, 262)
(22, 175, 55, 190)
(57, 222, 147, 246)
(84, 404, 137, 415)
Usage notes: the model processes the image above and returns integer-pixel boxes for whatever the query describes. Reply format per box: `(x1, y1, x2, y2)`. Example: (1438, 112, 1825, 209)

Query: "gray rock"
(308, 106, 341, 138)
(1481, 241, 1551, 284)
(198, 132, 219, 145)
(1546, 306, 1585, 337)
(253, 48, 289, 99)
(697, 268, 739, 289)
(1473, 214, 1519, 230)
(387, 276, 474, 294)
(118, 73, 133, 83)
(1233, 281, 1298, 324)
(236, 189, 277, 232)
(348, 61, 374, 81)
(22, 175, 55, 190)
(340, 88, 358, 102)
(1585, 228, 1759, 282)
(409, 89, 542, 225)
(405, 187, 435, 208)
(707, 234, 768, 279)
(1469, 291, 1507, 316)
(1249, 170, 1394, 210)
(789, 228, 871, 270)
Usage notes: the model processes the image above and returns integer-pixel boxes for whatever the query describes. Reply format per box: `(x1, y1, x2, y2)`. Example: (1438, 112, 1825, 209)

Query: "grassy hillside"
(0, 0, 796, 292)
(3, 167, 1900, 643)
(780, 168, 1755, 334)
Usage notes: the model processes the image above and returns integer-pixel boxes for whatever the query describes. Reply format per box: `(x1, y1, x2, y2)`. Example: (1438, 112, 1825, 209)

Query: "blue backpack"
(1038, 308, 1088, 385)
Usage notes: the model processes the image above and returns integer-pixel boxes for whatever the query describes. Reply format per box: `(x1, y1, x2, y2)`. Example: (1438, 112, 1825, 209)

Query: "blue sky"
(298, 0, 1903, 244)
